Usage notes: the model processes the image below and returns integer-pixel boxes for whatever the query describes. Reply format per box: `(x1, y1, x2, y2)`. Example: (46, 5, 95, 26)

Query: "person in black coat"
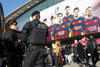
(20, 11, 48, 67)
(77, 40, 85, 64)
(86, 36, 99, 67)
(4, 20, 20, 67)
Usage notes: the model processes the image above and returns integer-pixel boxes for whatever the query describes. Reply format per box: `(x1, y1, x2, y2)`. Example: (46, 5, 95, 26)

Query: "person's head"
(86, 7, 93, 17)
(90, 35, 94, 39)
(55, 40, 60, 45)
(73, 7, 79, 17)
(79, 40, 81, 43)
(31, 10, 40, 20)
(65, 6, 70, 16)
(57, 13, 63, 23)
(7, 20, 17, 30)
(74, 39, 78, 43)
(50, 16, 54, 25)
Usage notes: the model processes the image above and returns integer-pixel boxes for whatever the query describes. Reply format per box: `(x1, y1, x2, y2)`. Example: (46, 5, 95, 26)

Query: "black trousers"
(7, 53, 20, 67)
(23, 45, 47, 67)
(86, 49, 99, 66)
(92, 49, 99, 65)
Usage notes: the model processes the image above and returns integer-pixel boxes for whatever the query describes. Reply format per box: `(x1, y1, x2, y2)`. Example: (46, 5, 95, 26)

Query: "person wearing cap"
(3, 20, 21, 67)
(20, 10, 48, 67)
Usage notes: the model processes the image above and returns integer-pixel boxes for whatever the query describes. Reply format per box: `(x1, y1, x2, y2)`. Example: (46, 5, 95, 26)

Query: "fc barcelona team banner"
(40, 0, 100, 41)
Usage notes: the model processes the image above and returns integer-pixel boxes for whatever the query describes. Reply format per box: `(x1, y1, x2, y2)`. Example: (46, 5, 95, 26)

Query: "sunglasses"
(12, 23, 17, 26)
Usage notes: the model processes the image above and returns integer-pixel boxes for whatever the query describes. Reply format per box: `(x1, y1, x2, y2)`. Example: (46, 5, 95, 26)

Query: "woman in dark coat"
(4, 20, 20, 67)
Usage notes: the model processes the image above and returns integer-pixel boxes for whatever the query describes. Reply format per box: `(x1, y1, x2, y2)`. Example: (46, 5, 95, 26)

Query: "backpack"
(27, 20, 48, 45)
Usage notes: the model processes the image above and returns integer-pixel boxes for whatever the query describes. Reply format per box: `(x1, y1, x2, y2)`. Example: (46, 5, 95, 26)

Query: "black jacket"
(77, 42, 85, 59)
(4, 30, 18, 54)
(86, 39, 98, 54)
(20, 20, 48, 45)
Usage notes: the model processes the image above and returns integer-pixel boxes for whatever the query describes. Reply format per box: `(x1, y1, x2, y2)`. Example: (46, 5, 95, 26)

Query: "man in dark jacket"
(21, 11, 48, 67)
(86, 36, 99, 67)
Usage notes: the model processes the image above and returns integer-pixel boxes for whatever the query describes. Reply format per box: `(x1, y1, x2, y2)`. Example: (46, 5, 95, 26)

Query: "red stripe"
(86, 31, 98, 35)
(72, 20, 82, 25)
(55, 31, 67, 36)
(73, 31, 81, 36)
(63, 18, 72, 22)
(49, 27, 53, 32)
(55, 25, 67, 31)
(85, 25, 98, 31)
(56, 35, 68, 40)
(84, 19, 99, 25)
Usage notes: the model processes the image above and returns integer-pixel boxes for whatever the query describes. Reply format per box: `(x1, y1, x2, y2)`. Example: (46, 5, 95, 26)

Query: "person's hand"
(51, 36, 54, 40)
(69, 33, 71, 37)
(18, 39, 21, 43)
(98, 46, 99, 48)
(44, 46, 48, 49)
(81, 32, 84, 35)
(88, 53, 91, 56)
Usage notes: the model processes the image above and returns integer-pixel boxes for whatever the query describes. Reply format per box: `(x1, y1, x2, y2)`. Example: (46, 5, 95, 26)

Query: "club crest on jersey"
(79, 20, 82, 23)
(94, 20, 98, 23)
(63, 25, 65, 28)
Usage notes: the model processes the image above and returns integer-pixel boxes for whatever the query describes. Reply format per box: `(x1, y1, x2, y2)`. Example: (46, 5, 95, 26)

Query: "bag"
(27, 21, 48, 44)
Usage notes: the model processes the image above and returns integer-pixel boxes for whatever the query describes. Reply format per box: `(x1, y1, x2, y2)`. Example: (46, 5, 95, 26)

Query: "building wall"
(16, 0, 64, 31)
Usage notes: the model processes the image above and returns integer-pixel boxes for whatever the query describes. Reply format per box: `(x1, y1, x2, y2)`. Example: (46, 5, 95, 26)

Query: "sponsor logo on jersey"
(73, 26, 81, 30)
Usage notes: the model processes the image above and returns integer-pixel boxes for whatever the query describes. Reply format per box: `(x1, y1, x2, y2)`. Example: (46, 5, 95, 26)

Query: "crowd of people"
(0, 2, 100, 67)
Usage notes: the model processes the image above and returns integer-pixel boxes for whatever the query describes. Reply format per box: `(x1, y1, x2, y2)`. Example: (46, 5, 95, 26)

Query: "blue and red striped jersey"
(47, 25, 55, 41)
(62, 14, 74, 31)
(84, 17, 100, 34)
(70, 17, 85, 36)
(52, 22, 70, 40)
(62, 14, 74, 23)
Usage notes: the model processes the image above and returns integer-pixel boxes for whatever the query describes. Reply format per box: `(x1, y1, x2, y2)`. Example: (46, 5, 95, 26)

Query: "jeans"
(0, 57, 6, 67)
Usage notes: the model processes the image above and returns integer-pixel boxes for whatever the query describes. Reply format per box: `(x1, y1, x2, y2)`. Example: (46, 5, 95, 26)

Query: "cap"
(31, 10, 40, 17)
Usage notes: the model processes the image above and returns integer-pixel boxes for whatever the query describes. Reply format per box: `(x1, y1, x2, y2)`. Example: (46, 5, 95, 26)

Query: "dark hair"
(50, 16, 54, 20)
(74, 7, 79, 12)
(57, 13, 63, 17)
(31, 10, 40, 17)
(6, 20, 17, 30)
(86, 6, 92, 12)
(65, 6, 70, 9)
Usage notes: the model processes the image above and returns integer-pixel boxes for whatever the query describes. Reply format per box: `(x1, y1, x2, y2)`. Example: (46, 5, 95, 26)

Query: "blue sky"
(0, 0, 29, 16)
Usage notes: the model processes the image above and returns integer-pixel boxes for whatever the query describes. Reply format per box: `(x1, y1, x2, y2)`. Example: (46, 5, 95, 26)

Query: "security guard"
(21, 11, 48, 67)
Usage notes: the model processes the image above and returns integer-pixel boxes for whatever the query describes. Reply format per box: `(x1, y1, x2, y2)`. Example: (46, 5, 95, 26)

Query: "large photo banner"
(39, 0, 100, 41)
(40, 0, 100, 26)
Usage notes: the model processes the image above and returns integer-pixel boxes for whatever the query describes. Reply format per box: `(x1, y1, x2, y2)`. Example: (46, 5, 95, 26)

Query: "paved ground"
(63, 61, 100, 67)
